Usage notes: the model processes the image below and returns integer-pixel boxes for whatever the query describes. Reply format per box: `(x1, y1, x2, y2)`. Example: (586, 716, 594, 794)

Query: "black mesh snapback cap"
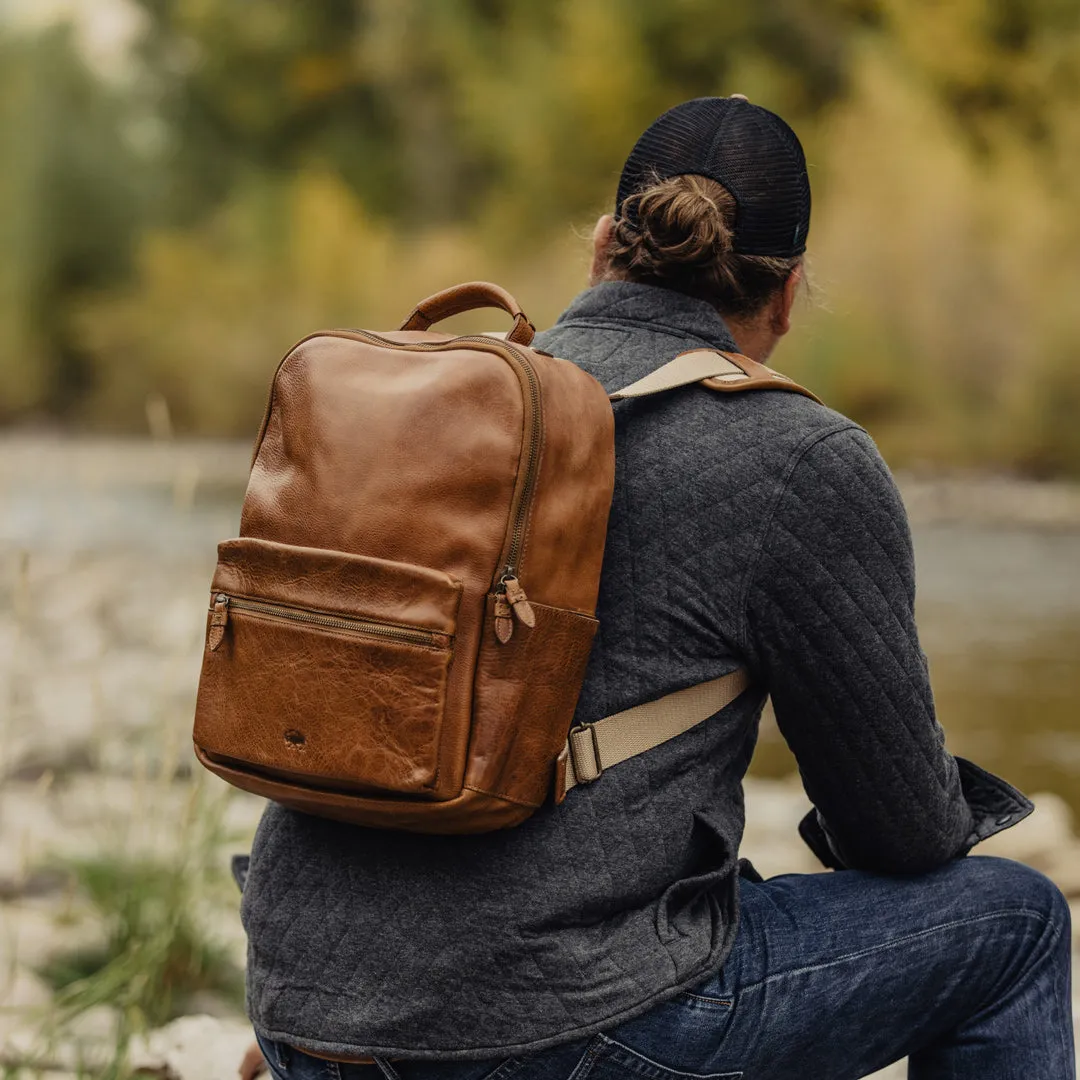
(616, 97, 811, 257)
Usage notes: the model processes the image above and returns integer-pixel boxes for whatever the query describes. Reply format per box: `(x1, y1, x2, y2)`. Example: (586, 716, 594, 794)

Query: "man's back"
(241, 280, 972, 1060)
(245, 94, 1065, 1080)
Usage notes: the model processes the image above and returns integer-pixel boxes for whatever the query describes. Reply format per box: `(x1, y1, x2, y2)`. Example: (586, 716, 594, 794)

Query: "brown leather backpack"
(193, 282, 818, 833)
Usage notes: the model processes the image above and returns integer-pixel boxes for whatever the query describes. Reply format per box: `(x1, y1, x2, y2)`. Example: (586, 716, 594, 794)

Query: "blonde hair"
(604, 174, 802, 319)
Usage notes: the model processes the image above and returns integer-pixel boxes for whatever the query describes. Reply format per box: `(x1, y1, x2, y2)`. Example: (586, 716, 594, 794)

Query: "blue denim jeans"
(256, 856, 1074, 1080)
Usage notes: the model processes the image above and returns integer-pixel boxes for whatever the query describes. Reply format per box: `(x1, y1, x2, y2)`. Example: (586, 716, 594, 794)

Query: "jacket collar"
(552, 281, 739, 353)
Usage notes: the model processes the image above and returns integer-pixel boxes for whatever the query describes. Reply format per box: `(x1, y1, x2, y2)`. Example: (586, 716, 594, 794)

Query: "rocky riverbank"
(3, 770, 1080, 1077)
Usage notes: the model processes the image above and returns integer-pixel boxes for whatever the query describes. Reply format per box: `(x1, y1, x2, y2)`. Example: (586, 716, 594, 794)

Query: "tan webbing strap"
(609, 349, 822, 405)
(553, 668, 751, 803)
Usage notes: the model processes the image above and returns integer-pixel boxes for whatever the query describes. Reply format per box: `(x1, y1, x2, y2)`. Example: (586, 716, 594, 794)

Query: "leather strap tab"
(554, 668, 751, 803)
(610, 349, 822, 404)
(400, 281, 535, 346)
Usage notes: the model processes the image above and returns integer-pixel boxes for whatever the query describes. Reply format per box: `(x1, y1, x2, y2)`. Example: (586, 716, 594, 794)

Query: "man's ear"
(590, 214, 615, 285)
(772, 262, 803, 337)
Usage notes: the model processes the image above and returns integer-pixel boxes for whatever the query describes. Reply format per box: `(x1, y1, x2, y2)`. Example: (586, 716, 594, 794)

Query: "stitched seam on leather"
(214, 575, 462, 636)
(250, 343, 301, 468)
(513, 362, 546, 582)
(461, 784, 541, 809)
(224, 607, 455, 646)
(736, 422, 860, 658)
(484, 594, 598, 622)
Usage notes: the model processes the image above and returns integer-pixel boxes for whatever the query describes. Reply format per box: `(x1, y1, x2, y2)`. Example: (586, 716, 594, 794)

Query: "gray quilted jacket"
(240, 281, 1031, 1061)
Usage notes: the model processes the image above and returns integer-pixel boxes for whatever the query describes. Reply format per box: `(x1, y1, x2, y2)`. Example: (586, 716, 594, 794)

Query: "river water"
(754, 519, 1080, 808)
(2, 437, 1079, 814)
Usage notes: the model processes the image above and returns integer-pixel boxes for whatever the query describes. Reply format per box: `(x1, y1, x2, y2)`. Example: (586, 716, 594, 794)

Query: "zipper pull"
(208, 593, 230, 651)
(494, 592, 514, 644)
(494, 572, 535, 644)
(502, 576, 536, 629)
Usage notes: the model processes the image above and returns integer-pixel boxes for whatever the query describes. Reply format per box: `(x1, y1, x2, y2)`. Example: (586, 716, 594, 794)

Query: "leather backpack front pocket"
(193, 538, 462, 797)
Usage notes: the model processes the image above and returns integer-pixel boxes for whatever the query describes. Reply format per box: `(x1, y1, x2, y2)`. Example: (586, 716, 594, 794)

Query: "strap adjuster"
(551, 669, 752, 806)
(567, 723, 603, 784)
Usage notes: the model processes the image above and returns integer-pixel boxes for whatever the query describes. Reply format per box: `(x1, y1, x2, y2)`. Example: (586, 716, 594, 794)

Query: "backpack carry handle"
(400, 281, 536, 346)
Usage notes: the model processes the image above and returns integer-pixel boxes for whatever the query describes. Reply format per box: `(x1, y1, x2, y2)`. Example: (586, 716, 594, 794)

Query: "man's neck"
(726, 318, 779, 363)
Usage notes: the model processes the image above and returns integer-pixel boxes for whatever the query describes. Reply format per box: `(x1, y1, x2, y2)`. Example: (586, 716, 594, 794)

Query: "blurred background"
(3, 0, 1080, 467)
(1, 1, 1079, 1076)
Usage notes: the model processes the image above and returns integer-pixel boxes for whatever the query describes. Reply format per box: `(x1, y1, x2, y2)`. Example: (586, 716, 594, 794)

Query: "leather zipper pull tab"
(502, 576, 535, 629)
(208, 593, 230, 651)
(494, 593, 514, 644)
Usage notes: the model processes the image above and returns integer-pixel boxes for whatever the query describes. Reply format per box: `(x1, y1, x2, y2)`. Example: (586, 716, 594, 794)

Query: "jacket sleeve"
(741, 426, 1031, 874)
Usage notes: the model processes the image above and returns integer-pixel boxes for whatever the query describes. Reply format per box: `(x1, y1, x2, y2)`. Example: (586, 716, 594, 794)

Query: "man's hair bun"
(606, 173, 800, 319)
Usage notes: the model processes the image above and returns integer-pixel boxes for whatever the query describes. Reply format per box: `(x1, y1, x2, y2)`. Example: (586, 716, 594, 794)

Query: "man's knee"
(961, 856, 1070, 936)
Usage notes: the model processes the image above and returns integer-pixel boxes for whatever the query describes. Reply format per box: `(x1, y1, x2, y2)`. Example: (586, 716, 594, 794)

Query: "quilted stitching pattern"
(742, 427, 973, 874)
(241, 281, 1028, 1060)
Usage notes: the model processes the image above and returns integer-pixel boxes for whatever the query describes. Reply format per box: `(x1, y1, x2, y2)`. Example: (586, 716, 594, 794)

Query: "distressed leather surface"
(468, 597, 598, 807)
(195, 538, 462, 795)
(196, 609, 452, 793)
(197, 316, 614, 819)
(209, 538, 462, 632)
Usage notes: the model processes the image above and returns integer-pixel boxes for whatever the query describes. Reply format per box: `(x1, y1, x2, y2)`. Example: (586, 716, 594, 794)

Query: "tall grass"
(5, 775, 244, 1079)
(40, 784, 243, 1028)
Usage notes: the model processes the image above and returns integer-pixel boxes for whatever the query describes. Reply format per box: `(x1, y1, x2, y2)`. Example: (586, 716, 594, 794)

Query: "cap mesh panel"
(616, 97, 811, 257)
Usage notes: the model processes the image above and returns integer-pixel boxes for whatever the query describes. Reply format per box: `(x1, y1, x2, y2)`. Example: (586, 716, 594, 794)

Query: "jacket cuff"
(797, 809, 848, 870)
(956, 756, 1034, 846)
(797, 758, 1035, 871)
(231, 853, 250, 893)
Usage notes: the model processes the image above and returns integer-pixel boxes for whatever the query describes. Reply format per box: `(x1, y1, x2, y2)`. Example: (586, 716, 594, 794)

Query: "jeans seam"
(959, 908, 1069, 1043)
(599, 1033, 743, 1078)
(680, 991, 734, 1009)
(481, 1059, 526, 1080)
(738, 909, 1054, 994)
(567, 1035, 606, 1080)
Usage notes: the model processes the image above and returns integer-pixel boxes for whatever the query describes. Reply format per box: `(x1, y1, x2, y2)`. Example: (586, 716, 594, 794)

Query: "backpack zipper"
(207, 593, 447, 652)
(261, 329, 543, 643)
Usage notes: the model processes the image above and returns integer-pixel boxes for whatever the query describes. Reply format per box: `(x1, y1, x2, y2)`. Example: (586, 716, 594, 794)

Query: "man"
(241, 97, 1072, 1080)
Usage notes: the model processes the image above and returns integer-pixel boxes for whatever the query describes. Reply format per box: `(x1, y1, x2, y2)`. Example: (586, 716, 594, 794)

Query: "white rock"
(980, 792, 1076, 863)
(979, 792, 1080, 897)
(128, 1014, 255, 1080)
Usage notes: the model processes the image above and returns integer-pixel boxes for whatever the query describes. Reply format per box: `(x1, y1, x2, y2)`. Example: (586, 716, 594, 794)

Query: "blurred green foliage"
(3, 0, 1080, 473)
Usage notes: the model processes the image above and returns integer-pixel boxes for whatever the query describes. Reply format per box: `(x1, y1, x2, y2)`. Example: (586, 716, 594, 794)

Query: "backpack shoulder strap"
(553, 668, 751, 803)
(609, 348, 822, 405)
(550, 346, 814, 804)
